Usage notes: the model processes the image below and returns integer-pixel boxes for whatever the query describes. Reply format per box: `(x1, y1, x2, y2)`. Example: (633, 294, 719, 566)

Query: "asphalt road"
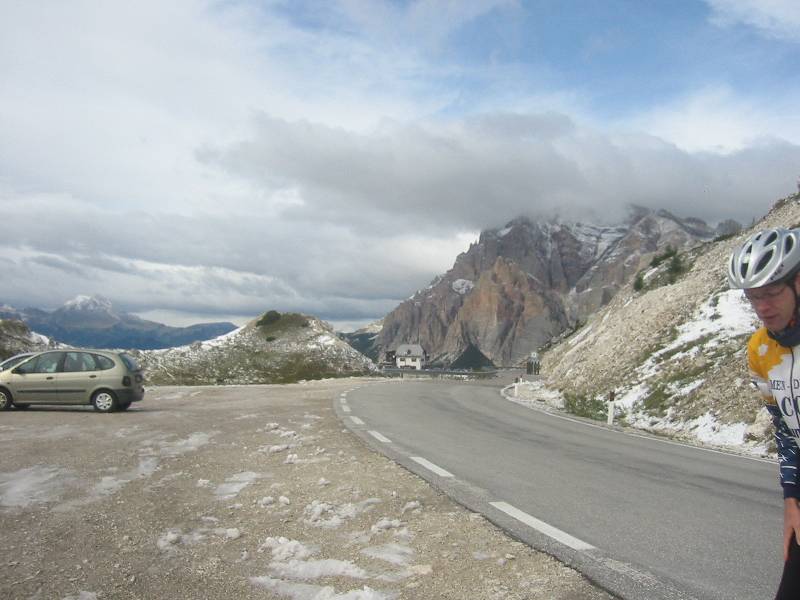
(341, 375, 785, 600)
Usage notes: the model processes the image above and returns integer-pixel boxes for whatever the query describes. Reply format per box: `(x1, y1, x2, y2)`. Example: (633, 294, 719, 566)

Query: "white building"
(395, 344, 426, 370)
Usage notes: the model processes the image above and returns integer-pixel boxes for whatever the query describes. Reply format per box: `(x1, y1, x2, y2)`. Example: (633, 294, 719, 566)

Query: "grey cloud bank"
(1, 1, 799, 328)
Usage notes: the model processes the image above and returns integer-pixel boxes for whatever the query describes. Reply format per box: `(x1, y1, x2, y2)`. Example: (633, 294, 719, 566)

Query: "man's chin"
(765, 319, 789, 332)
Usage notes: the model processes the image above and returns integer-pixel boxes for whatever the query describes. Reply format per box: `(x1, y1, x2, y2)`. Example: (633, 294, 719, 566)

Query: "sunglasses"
(744, 285, 788, 303)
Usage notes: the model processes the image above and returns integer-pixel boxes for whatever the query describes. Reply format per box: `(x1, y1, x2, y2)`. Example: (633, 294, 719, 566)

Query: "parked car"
(0, 352, 37, 372)
(0, 349, 145, 412)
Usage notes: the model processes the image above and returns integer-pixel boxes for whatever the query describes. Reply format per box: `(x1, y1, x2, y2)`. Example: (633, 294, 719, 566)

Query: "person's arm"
(765, 404, 800, 560)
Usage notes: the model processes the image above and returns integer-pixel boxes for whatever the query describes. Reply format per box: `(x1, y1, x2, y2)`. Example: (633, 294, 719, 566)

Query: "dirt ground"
(0, 379, 615, 600)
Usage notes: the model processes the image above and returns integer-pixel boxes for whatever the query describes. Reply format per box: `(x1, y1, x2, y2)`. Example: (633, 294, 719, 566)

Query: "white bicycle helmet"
(728, 228, 800, 289)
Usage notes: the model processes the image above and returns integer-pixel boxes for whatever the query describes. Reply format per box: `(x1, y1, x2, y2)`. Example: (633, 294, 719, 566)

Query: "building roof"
(396, 344, 424, 357)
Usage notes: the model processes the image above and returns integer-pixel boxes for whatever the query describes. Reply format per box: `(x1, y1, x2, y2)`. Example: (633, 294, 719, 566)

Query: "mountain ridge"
(0, 295, 237, 350)
(373, 207, 739, 366)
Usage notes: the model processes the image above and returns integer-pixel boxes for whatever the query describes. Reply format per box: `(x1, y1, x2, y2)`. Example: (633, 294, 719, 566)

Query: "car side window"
(63, 352, 98, 372)
(92, 354, 115, 371)
(25, 352, 63, 374)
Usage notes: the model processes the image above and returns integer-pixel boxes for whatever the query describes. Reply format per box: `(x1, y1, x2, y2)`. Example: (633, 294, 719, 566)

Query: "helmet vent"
(786, 236, 795, 254)
(756, 250, 774, 274)
(765, 231, 778, 245)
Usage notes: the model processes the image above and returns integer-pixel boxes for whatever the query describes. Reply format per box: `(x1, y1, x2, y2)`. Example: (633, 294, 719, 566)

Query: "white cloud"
(706, 0, 800, 41)
(624, 86, 800, 153)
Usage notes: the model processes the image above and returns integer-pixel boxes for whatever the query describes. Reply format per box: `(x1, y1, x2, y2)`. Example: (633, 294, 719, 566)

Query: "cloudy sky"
(2, 1, 800, 330)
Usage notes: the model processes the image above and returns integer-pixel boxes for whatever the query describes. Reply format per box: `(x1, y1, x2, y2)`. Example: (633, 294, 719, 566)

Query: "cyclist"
(729, 227, 800, 598)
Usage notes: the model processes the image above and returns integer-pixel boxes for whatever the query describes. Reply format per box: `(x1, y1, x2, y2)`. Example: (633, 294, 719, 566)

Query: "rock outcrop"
(376, 208, 729, 366)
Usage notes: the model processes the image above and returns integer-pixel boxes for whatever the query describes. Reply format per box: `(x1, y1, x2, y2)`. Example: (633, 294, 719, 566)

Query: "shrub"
(257, 310, 281, 327)
(667, 254, 685, 283)
(633, 272, 645, 291)
(650, 245, 677, 268)
(563, 391, 608, 421)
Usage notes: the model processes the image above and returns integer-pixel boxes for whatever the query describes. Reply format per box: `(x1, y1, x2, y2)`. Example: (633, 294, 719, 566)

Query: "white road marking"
(410, 456, 454, 478)
(368, 431, 392, 444)
(490, 501, 595, 551)
(342, 406, 351, 413)
(350, 416, 364, 425)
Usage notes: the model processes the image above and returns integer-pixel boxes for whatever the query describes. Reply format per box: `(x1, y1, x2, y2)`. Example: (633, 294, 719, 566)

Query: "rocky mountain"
(0, 295, 237, 350)
(0, 319, 57, 360)
(339, 319, 383, 362)
(135, 310, 376, 385)
(375, 208, 739, 366)
(538, 193, 800, 451)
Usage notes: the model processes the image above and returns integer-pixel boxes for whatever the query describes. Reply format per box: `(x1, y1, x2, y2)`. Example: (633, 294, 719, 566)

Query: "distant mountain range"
(0, 295, 237, 350)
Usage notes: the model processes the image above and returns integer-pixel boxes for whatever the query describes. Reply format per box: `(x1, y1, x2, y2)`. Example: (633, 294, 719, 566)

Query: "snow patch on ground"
(451, 279, 475, 295)
(0, 465, 76, 508)
(214, 471, 264, 500)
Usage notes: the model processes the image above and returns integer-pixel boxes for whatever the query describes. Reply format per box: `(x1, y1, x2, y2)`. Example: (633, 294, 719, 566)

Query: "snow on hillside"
(137, 314, 376, 385)
(537, 194, 800, 455)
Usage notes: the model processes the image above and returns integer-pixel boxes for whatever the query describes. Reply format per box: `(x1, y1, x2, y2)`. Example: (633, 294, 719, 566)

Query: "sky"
(1, 0, 800, 331)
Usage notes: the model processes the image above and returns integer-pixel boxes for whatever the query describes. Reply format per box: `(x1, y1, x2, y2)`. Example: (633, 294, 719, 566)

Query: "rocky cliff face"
(0, 319, 56, 360)
(376, 208, 734, 366)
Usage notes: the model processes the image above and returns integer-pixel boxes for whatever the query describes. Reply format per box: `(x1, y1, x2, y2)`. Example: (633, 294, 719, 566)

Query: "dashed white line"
(342, 406, 351, 413)
(350, 416, 364, 425)
(490, 501, 595, 551)
(410, 456, 454, 478)
(368, 431, 392, 444)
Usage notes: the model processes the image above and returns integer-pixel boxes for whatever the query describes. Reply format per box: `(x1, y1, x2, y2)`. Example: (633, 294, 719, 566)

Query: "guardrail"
(380, 368, 498, 379)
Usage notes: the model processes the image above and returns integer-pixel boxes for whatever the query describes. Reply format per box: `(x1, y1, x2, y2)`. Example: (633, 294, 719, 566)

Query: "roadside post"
(607, 389, 616, 425)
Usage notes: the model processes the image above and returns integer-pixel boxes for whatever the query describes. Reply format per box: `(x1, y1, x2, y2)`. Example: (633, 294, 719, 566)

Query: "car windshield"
(120, 353, 140, 371)
(0, 353, 34, 371)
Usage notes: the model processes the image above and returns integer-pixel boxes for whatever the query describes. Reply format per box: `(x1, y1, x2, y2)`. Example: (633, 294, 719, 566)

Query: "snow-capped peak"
(62, 294, 114, 312)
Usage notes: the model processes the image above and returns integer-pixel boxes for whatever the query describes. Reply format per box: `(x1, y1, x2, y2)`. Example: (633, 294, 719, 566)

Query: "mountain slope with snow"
(540, 194, 800, 452)
(136, 311, 376, 385)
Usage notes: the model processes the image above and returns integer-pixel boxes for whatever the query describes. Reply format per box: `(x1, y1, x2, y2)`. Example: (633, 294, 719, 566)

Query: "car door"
(58, 351, 97, 404)
(10, 352, 64, 404)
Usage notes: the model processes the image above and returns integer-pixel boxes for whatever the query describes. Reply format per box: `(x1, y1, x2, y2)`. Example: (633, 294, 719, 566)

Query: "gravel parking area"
(0, 379, 614, 599)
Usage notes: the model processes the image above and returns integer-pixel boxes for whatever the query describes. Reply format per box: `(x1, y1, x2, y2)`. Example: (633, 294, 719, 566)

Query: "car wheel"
(92, 390, 118, 413)
(0, 388, 11, 410)
(14, 403, 30, 410)
(118, 401, 131, 411)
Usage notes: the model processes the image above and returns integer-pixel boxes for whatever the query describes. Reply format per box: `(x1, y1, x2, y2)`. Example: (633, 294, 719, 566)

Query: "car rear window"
(120, 353, 140, 371)
(92, 354, 116, 371)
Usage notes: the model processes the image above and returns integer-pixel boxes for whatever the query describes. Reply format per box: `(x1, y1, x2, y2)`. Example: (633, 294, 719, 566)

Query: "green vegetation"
(634, 246, 692, 292)
(563, 391, 608, 421)
(642, 386, 670, 415)
(255, 311, 310, 339)
(650, 245, 677, 268)
(712, 232, 737, 243)
(666, 253, 685, 283)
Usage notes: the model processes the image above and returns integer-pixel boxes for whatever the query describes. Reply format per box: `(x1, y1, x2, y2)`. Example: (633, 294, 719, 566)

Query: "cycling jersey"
(748, 327, 800, 499)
